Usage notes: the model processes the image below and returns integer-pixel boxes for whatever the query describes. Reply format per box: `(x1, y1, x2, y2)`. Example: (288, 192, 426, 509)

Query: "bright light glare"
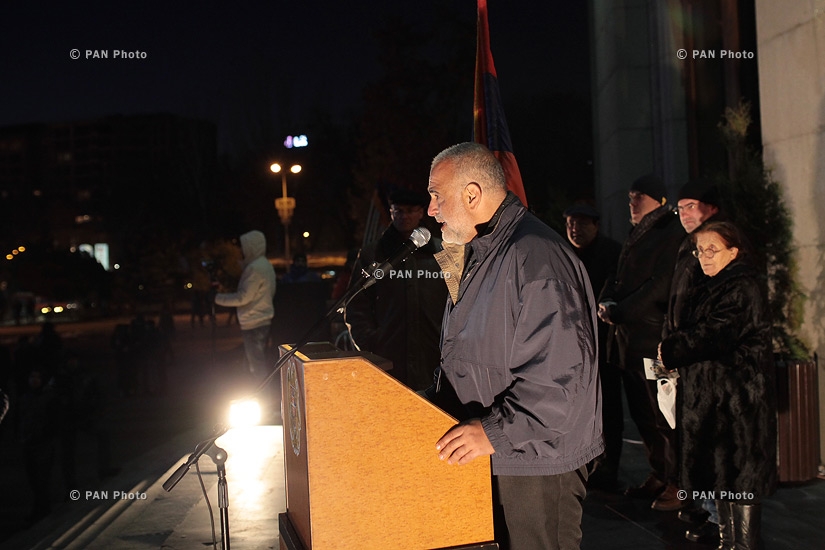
(229, 399, 262, 428)
(290, 164, 302, 174)
(270, 163, 281, 174)
(214, 426, 282, 514)
(302, 231, 310, 238)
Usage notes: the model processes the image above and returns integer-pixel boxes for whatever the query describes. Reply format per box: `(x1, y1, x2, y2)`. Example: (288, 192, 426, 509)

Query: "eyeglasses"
(692, 246, 725, 259)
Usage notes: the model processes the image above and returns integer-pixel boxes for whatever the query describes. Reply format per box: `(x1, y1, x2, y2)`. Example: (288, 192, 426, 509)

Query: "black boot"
(715, 500, 734, 550)
(732, 503, 762, 550)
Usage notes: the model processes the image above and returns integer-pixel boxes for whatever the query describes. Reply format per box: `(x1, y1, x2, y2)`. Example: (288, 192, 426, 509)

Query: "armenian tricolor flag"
(473, 0, 528, 207)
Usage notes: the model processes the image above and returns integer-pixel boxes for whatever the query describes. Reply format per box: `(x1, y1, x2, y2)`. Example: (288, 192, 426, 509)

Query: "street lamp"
(270, 162, 302, 262)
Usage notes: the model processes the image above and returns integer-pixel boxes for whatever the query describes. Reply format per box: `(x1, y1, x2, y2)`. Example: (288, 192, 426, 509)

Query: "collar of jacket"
(700, 259, 758, 291)
(468, 191, 521, 260)
(474, 191, 519, 238)
(625, 204, 677, 249)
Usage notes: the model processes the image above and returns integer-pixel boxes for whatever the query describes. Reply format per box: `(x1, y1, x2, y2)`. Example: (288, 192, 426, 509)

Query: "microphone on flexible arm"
(340, 227, 432, 353)
(359, 226, 431, 291)
(336, 227, 432, 315)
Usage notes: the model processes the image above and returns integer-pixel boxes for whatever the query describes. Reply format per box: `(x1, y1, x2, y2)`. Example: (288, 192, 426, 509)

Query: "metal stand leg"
(211, 446, 230, 550)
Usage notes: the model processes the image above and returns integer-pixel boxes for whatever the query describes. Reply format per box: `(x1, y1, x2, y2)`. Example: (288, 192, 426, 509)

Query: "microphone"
(359, 227, 431, 291)
(334, 227, 432, 315)
(370, 227, 431, 278)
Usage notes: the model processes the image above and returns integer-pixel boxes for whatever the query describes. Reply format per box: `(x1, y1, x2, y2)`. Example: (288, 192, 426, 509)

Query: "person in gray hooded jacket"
(428, 143, 603, 550)
(215, 230, 277, 380)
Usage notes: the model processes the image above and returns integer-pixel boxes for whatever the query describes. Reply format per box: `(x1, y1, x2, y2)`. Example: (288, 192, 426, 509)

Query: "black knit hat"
(389, 188, 428, 207)
(630, 174, 667, 204)
(678, 178, 719, 207)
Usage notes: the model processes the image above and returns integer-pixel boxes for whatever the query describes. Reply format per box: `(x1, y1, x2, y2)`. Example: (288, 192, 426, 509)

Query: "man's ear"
(464, 181, 482, 210)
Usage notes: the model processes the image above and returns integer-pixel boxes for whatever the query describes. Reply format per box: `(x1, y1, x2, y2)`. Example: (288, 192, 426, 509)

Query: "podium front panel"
(281, 347, 494, 549)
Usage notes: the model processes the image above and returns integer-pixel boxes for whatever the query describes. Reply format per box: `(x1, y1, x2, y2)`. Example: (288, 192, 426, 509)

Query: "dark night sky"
(0, 1, 590, 154)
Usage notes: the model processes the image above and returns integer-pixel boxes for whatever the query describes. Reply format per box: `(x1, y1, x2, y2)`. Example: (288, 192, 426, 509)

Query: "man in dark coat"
(598, 174, 684, 510)
(346, 189, 448, 391)
(428, 143, 602, 549)
(563, 203, 623, 491)
(664, 178, 724, 341)
(664, 179, 726, 541)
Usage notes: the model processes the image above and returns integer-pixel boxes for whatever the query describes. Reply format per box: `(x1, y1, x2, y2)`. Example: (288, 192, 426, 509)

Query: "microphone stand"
(162, 424, 229, 493)
(204, 444, 230, 550)
(162, 425, 231, 548)
(251, 261, 381, 397)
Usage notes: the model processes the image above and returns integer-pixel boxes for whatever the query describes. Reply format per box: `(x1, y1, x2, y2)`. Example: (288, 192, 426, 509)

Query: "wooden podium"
(278, 343, 496, 550)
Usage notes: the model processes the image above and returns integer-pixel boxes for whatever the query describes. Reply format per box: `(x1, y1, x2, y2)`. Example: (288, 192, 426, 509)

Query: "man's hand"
(435, 419, 494, 465)
(597, 302, 616, 325)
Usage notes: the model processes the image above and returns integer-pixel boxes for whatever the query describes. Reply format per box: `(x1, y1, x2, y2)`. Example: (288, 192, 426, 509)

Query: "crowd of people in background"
(563, 173, 776, 550)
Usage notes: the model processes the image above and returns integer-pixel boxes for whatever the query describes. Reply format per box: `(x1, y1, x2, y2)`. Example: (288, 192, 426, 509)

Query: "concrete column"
(589, 0, 689, 237)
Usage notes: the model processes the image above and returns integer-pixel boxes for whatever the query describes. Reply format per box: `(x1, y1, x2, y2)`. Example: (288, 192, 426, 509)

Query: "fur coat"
(659, 260, 777, 500)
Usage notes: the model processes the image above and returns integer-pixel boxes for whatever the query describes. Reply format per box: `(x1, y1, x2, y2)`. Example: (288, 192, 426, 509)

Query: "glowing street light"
(270, 163, 302, 262)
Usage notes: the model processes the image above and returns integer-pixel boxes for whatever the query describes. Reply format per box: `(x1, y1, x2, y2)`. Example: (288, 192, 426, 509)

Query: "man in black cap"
(598, 174, 684, 508)
(666, 179, 723, 339)
(345, 188, 448, 390)
(665, 178, 726, 541)
(563, 204, 623, 491)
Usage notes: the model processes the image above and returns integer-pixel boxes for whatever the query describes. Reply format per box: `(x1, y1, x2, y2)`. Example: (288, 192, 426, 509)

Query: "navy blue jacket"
(436, 194, 604, 476)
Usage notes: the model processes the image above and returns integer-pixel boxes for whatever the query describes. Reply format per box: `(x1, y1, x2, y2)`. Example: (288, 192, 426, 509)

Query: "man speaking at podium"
(426, 143, 603, 550)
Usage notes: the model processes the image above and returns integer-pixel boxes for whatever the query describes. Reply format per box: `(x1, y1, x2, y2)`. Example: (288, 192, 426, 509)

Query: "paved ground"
(1, 311, 824, 549)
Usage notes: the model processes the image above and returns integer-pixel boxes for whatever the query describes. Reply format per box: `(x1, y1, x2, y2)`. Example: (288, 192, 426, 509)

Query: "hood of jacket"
(240, 230, 266, 265)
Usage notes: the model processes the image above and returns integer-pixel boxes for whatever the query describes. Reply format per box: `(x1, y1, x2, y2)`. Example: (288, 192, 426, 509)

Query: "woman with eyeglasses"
(658, 220, 776, 550)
